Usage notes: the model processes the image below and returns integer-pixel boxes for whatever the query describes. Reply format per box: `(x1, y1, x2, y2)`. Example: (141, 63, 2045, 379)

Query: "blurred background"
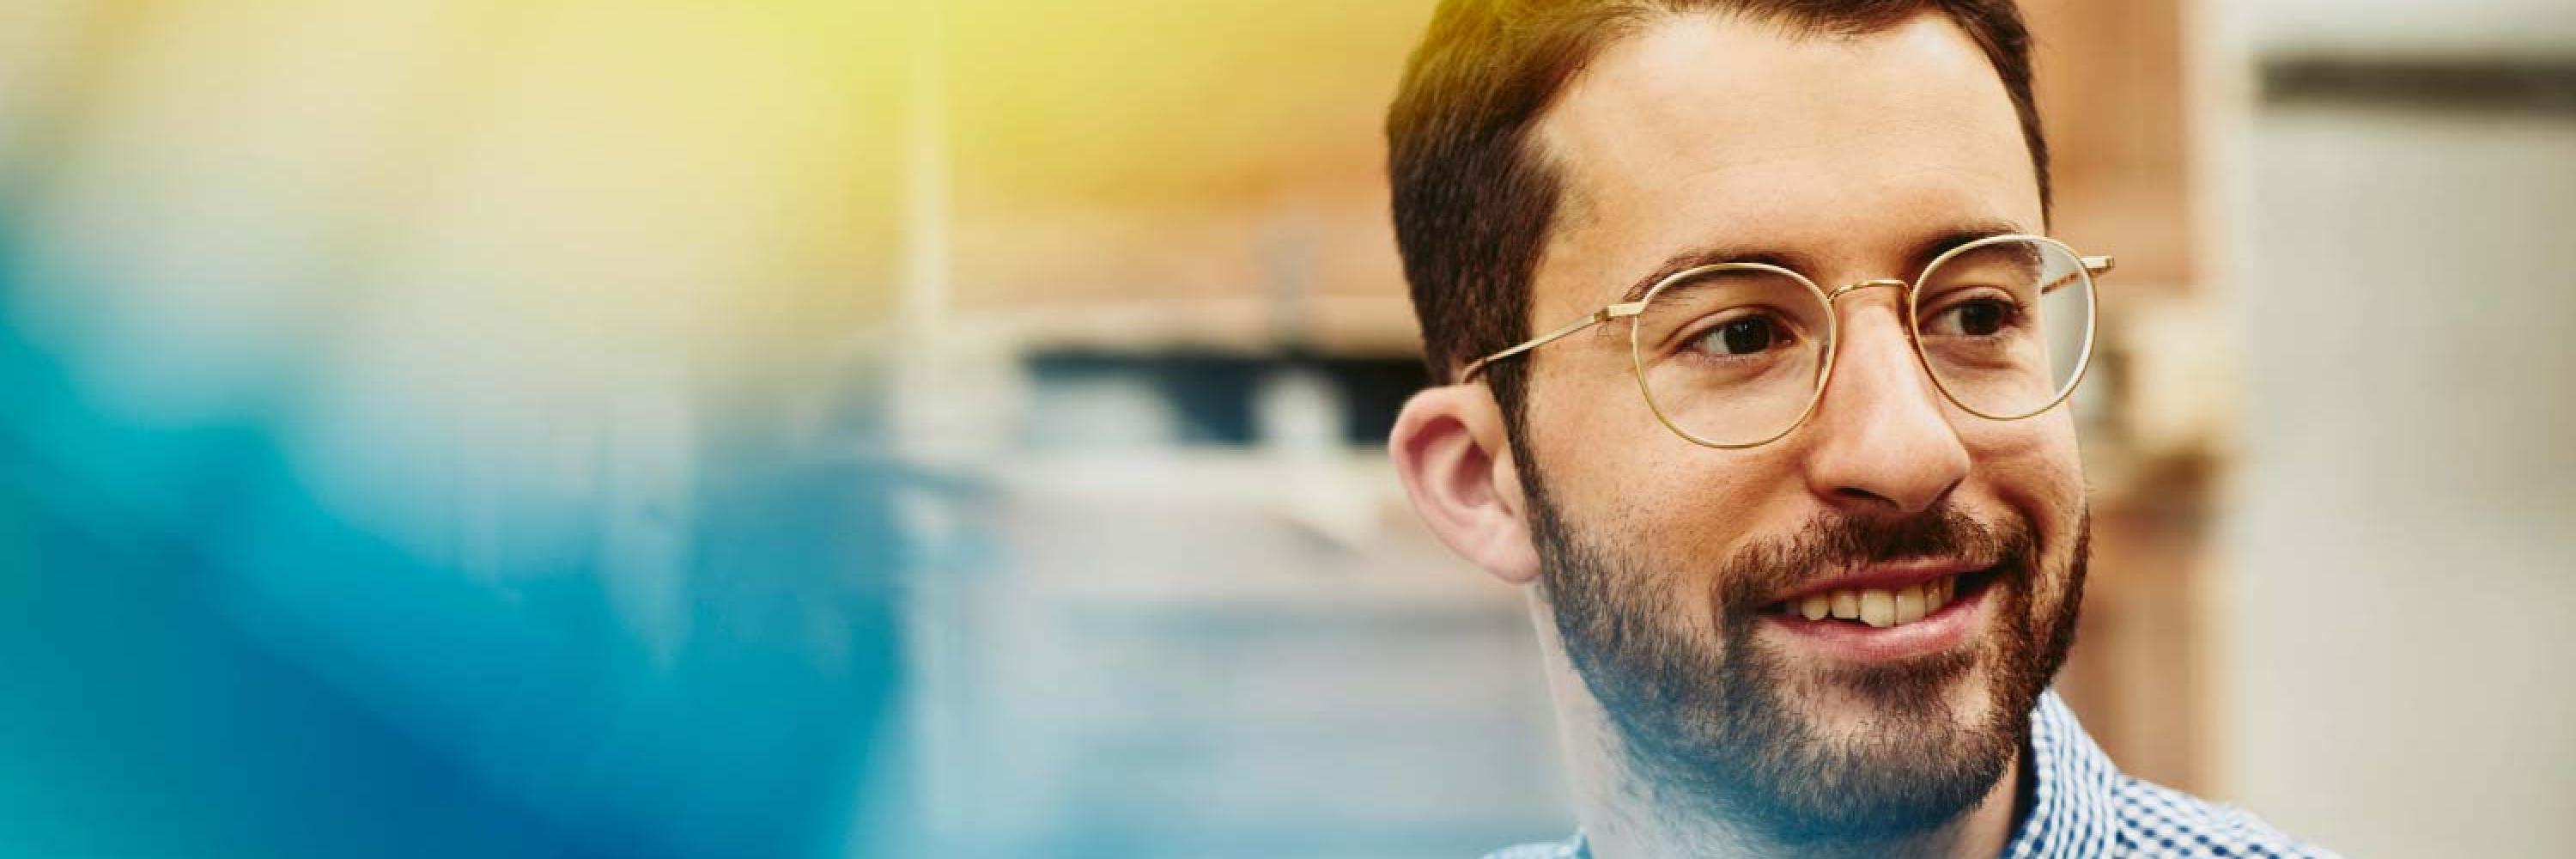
(0, 1, 2568, 857)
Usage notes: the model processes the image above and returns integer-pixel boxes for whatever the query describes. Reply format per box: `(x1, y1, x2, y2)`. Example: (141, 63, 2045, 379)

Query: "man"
(1382, 2, 2330, 856)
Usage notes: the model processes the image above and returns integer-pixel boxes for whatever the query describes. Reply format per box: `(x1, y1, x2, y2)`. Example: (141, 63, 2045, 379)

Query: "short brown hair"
(1386, 0, 2048, 415)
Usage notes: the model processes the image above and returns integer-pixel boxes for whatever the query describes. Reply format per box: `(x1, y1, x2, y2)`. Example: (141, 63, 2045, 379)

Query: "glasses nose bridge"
(1813, 276, 1935, 406)
(1825, 277, 1910, 303)
(1820, 277, 1917, 340)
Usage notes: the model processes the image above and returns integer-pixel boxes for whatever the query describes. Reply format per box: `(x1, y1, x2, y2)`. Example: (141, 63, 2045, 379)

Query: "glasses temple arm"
(1459, 303, 1644, 381)
(2041, 255, 2117, 295)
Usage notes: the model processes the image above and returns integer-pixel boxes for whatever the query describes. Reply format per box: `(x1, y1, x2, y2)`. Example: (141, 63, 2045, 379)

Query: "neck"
(1528, 597, 2026, 859)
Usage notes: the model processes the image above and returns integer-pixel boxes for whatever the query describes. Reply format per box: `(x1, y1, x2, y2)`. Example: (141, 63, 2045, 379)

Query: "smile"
(1757, 564, 2006, 661)
(1767, 566, 2002, 628)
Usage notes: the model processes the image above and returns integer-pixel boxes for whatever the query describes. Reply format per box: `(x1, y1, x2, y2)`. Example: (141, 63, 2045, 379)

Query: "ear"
(1389, 383, 1543, 585)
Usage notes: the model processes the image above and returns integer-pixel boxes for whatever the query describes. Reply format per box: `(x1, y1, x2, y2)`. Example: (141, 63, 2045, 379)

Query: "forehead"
(1534, 12, 2040, 299)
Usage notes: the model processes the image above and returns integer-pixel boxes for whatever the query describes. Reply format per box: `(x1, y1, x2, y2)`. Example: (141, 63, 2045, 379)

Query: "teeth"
(1795, 574, 1969, 630)
(1893, 584, 1925, 624)
(1858, 589, 1895, 627)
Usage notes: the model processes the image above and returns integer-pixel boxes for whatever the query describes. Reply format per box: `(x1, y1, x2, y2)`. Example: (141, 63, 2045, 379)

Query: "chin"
(1801, 657, 2002, 740)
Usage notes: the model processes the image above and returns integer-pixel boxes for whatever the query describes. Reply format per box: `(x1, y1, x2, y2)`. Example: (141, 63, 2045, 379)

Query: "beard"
(1528, 476, 2087, 848)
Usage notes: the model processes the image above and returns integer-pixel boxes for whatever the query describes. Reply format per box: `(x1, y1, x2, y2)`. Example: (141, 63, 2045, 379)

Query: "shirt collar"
(2001, 689, 2122, 858)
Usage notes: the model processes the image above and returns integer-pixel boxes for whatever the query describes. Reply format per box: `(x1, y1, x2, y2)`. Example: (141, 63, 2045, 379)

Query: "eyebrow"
(1613, 218, 2034, 304)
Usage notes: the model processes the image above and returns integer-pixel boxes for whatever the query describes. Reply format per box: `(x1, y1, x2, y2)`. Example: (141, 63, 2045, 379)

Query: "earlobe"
(1388, 384, 1544, 585)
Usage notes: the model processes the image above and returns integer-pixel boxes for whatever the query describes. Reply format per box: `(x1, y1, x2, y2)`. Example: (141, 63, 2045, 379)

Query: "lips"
(1763, 562, 2002, 630)
(1756, 564, 2002, 663)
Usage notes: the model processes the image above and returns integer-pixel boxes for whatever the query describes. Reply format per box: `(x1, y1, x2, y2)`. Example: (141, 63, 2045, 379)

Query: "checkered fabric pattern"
(1484, 690, 2337, 858)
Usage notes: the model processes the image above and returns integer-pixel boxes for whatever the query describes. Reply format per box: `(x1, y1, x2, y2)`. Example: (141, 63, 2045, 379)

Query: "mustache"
(1713, 503, 2035, 612)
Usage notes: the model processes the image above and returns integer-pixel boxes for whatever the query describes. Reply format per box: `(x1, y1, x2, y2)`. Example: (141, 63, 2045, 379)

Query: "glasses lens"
(1631, 265, 1834, 447)
(1913, 237, 2096, 419)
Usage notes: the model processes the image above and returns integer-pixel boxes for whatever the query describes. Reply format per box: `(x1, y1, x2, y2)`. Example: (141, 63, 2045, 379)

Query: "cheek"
(1959, 411, 2086, 545)
(1531, 412, 1797, 621)
(1522, 363, 1656, 504)
(1531, 396, 1781, 539)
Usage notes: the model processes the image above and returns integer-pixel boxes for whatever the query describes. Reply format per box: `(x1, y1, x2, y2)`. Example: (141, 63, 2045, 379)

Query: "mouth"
(1764, 564, 2002, 628)
(1754, 563, 2006, 662)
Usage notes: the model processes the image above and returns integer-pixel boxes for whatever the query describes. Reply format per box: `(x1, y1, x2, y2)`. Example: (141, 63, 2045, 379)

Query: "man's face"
(1513, 13, 2087, 843)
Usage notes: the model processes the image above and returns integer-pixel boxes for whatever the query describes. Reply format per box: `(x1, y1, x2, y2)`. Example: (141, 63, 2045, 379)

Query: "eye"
(1923, 296, 2020, 337)
(1691, 314, 1791, 356)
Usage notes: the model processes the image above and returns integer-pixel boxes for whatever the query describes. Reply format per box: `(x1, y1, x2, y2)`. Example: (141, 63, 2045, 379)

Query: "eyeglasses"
(1461, 234, 2113, 449)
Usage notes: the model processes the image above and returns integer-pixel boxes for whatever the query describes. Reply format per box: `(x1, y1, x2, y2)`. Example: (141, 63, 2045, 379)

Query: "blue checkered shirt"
(1485, 690, 2336, 858)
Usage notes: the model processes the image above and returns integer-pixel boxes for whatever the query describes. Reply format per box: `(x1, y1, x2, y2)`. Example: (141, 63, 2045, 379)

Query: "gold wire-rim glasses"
(1457, 234, 2115, 449)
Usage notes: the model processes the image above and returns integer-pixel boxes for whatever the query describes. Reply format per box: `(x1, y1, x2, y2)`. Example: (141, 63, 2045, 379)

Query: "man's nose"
(1798, 298, 1971, 515)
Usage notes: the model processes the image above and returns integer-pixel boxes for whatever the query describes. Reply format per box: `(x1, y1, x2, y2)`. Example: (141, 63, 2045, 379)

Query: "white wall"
(2216, 3, 2576, 856)
(2239, 0, 2576, 57)
(2222, 103, 2576, 857)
